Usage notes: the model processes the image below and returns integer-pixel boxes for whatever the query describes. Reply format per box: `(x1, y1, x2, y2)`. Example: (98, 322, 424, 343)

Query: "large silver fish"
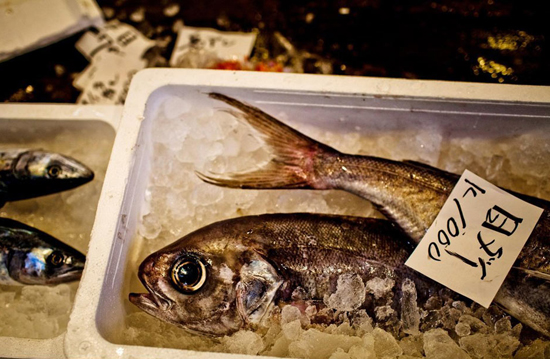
(0, 149, 94, 207)
(198, 93, 550, 280)
(0, 217, 86, 285)
(129, 214, 550, 337)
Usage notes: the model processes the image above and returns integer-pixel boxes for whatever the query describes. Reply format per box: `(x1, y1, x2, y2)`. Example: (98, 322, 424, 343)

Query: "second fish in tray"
(198, 93, 550, 280)
(0, 217, 86, 285)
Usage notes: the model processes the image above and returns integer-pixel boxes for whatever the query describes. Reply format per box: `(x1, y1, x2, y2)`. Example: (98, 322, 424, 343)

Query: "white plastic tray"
(65, 69, 550, 359)
(0, 104, 121, 359)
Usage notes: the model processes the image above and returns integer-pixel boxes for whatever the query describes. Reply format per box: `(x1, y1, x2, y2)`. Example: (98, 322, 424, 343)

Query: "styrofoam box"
(0, 104, 121, 359)
(65, 69, 550, 359)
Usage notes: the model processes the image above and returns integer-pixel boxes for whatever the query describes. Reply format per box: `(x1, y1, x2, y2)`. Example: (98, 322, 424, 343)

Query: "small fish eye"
(47, 251, 65, 267)
(47, 165, 62, 178)
(171, 256, 207, 294)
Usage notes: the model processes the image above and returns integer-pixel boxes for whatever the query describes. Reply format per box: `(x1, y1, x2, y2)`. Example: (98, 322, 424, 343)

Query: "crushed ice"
(0, 121, 114, 339)
(124, 94, 550, 357)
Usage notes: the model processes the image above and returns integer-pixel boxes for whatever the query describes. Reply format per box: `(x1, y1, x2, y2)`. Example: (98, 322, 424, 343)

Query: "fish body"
(0, 217, 86, 285)
(199, 93, 550, 279)
(130, 214, 550, 337)
(0, 149, 94, 207)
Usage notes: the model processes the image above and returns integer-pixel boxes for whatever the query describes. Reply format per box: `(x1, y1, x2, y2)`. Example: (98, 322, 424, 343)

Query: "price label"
(76, 20, 154, 61)
(74, 20, 154, 104)
(405, 170, 543, 307)
(169, 26, 257, 67)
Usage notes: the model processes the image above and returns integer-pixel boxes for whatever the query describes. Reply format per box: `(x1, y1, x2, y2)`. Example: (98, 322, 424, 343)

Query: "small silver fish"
(0, 217, 86, 285)
(198, 93, 550, 280)
(0, 149, 94, 207)
(129, 214, 550, 337)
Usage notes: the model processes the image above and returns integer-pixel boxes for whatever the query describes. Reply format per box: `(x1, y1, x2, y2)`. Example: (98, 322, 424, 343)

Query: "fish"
(129, 213, 550, 337)
(0, 217, 86, 285)
(0, 149, 94, 207)
(197, 93, 550, 280)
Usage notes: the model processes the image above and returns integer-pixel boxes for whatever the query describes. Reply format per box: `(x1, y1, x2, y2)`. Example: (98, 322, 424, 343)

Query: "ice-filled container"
(0, 104, 120, 359)
(65, 69, 550, 359)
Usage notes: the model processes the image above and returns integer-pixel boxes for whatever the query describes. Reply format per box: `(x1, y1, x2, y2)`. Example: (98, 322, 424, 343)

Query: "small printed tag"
(405, 169, 543, 307)
(169, 26, 257, 67)
(74, 20, 154, 104)
(76, 20, 155, 61)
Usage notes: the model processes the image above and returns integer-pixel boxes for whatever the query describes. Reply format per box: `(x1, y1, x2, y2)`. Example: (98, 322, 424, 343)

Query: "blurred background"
(1, 0, 548, 103)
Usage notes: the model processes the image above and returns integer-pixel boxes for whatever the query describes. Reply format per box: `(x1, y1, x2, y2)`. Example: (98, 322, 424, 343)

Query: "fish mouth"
(46, 265, 85, 284)
(129, 291, 173, 313)
(129, 293, 160, 313)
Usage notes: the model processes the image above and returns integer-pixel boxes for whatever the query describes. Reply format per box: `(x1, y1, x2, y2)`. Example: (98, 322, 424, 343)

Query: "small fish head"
(12, 151, 94, 200)
(130, 246, 244, 336)
(9, 242, 86, 285)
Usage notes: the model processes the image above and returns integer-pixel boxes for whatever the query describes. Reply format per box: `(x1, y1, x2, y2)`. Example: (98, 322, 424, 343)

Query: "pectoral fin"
(236, 251, 283, 325)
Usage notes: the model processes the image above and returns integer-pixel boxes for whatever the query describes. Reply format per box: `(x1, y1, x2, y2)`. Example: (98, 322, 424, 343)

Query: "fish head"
(8, 235, 86, 285)
(11, 150, 94, 200)
(129, 247, 244, 336)
(130, 221, 283, 336)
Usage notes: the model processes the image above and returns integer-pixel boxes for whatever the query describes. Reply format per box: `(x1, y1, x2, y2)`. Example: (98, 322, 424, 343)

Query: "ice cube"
(222, 330, 264, 355)
(494, 317, 512, 334)
(401, 278, 420, 335)
(138, 213, 162, 240)
(513, 339, 550, 359)
(348, 344, 376, 359)
(459, 333, 519, 359)
(457, 314, 489, 334)
(189, 183, 224, 206)
(163, 96, 192, 119)
(366, 277, 395, 300)
(281, 306, 303, 325)
(351, 310, 373, 336)
(324, 274, 366, 311)
(455, 322, 471, 337)
(423, 329, 471, 359)
(329, 348, 351, 359)
(288, 329, 363, 359)
(374, 305, 395, 321)
(399, 334, 423, 357)
(372, 327, 403, 358)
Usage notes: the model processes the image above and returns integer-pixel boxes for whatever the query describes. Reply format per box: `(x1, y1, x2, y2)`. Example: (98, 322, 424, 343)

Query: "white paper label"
(169, 26, 257, 67)
(74, 20, 154, 104)
(405, 170, 543, 307)
(76, 20, 155, 61)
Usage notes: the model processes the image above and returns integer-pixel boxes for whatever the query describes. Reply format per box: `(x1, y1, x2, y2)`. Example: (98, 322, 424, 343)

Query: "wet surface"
(0, 0, 548, 103)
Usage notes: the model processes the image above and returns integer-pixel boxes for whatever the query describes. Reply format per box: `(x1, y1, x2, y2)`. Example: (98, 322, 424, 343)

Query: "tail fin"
(196, 93, 335, 189)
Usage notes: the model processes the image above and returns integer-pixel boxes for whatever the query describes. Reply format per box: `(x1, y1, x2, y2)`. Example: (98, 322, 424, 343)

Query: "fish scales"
(199, 93, 550, 279)
(229, 214, 417, 299)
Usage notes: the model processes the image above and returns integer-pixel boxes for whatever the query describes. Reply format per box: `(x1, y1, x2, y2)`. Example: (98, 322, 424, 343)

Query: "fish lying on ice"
(129, 213, 550, 337)
(198, 93, 550, 280)
(0, 217, 86, 285)
(0, 149, 94, 207)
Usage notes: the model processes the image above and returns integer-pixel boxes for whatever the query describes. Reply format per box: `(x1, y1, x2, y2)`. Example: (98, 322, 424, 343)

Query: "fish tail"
(197, 93, 337, 190)
(495, 268, 550, 338)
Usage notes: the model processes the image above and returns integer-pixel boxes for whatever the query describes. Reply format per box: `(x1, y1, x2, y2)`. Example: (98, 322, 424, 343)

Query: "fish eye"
(171, 256, 207, 294)
(47, 165, 62, 178)
(47, 251, 65, 267)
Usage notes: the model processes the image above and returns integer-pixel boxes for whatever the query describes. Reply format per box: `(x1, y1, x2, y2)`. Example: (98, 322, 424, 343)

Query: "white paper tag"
(169, 26, 257, 67)
(76, 20, 155, 61)
(74, 20, 154, 104)
(75, 52, 145, 104)
(405, 170, 543, 307)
